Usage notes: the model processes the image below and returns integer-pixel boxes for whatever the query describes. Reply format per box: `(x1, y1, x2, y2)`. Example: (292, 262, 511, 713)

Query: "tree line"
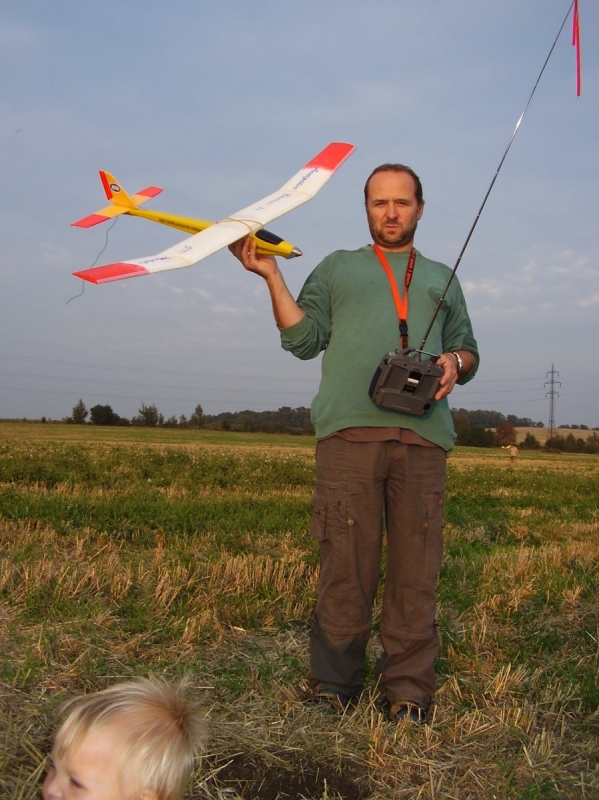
(67, 400, 599, 450)
(68, 400, 313, 435)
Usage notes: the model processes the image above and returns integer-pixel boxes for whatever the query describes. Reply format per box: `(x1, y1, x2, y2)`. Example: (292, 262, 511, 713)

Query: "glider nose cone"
(289, 246, 303, 258)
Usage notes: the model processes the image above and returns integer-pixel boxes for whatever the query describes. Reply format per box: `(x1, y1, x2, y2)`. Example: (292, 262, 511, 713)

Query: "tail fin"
(71, 171, 162, 228)
(100, 171, 162, 207)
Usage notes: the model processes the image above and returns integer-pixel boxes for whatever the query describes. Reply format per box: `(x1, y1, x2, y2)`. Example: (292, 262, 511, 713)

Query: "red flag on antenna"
(572, 0, 581, 95)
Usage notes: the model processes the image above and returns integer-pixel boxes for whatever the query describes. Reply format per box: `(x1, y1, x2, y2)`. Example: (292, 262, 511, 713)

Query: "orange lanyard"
(372, 244, 417, 349)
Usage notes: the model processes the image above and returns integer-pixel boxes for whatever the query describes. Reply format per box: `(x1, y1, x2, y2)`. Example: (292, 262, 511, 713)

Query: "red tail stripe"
(100, 171, 112, 199)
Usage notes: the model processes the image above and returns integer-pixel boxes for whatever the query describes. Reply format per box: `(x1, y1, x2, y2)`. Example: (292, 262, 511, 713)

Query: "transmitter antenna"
(418, 1, 575, 353)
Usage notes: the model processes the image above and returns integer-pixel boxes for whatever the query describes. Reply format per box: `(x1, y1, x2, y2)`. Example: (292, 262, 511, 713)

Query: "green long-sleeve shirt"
(280, 246, 479, 451)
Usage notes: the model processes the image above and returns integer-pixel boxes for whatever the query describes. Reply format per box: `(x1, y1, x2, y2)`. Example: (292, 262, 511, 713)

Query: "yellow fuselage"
(127, 207, 301, 259)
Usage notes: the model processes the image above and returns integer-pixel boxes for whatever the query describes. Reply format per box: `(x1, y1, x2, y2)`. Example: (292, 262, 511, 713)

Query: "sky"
(1, 0, 598, 428)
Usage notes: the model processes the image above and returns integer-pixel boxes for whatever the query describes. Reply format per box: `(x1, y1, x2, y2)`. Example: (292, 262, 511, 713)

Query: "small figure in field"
(42, 677, 206, 800)
(502, 444, 519, 463)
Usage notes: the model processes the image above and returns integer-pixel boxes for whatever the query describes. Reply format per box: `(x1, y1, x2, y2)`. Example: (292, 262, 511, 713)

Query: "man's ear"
(138, 791, 158, 800)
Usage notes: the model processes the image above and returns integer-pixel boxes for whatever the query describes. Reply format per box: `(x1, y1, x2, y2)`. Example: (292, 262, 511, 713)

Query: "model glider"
(73, 141, 355, 284)
(72, 172, 303, 260)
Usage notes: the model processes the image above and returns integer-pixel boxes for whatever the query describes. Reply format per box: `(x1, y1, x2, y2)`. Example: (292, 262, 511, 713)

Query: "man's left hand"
(434, 352, 461, 401)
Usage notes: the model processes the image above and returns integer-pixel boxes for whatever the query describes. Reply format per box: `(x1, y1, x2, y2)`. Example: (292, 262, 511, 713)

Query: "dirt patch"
(197, 751, 370, 800)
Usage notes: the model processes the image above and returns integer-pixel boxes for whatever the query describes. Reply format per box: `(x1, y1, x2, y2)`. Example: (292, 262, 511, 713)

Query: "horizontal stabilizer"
(71, 172, 163, 228)
(72, 212, 116, 229)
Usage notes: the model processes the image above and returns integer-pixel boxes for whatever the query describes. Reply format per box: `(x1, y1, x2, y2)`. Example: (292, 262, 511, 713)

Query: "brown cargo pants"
(308, 436, 446, 708)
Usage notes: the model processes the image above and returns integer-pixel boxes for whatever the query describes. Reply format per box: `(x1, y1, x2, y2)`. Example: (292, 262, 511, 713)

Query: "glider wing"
(73, 142, 355, 284)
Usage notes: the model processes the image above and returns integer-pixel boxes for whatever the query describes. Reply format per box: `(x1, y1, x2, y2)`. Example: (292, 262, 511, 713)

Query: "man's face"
(42, 726, 140, 800)
(365, 170, 424, 251)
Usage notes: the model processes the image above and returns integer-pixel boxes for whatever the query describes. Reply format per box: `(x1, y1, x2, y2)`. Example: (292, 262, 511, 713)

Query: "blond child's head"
(42, 677, 206, 800)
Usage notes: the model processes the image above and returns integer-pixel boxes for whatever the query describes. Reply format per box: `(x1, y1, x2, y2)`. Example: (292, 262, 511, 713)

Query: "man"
(502, 444, 519, 463)
(230, 164, 479, 723)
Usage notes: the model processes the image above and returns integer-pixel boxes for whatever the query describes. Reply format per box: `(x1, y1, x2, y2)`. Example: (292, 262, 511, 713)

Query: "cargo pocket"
(419, 491, 444, 587)
(309, 491, 353, 588)
(309, 493, 328, 542)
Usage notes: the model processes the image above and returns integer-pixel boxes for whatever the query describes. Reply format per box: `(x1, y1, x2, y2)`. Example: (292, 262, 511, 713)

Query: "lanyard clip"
(399, 320, 409, 349)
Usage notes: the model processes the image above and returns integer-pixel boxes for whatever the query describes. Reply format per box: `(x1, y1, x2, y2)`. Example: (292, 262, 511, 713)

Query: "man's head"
(364, 164, 424, 251)
(43, 678, 206, 800)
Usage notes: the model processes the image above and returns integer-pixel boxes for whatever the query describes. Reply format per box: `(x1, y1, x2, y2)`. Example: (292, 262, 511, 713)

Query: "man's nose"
(384, 203, 398, 218)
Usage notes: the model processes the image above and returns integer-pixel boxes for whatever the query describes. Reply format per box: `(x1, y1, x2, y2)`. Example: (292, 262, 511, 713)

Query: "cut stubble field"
(0, 423, 597, 799)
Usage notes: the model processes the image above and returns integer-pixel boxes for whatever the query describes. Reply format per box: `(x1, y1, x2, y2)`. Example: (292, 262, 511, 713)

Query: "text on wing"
(140, 256, 172, 265)
(291, 168, 318, 191)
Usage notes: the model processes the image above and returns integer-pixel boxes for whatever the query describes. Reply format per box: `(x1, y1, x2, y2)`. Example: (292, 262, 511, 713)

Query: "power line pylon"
(544, 364, 561, 444)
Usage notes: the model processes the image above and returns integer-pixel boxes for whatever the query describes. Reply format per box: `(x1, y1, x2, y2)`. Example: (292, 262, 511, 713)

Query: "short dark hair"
(364, 164, 424, 205)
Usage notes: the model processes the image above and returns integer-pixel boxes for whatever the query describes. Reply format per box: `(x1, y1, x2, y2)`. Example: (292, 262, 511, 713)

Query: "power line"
(0, 353, 313, 384)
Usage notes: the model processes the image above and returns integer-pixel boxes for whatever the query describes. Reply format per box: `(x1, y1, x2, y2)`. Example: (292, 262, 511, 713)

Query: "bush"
(521, 433, 541, 450)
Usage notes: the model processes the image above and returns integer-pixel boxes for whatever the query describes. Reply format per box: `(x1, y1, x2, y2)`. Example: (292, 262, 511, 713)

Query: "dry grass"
(2, 516, 597, 798)
(0, 436, 598, 799)
(4, 617, 596, 798)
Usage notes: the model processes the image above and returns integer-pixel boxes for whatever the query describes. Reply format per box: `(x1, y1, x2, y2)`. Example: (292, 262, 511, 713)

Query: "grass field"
(1, 423, 597, 799)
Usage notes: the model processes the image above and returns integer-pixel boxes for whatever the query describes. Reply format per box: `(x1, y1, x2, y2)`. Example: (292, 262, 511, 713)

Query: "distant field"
(512, 426, 597, 444)
(0, 421, 316, 450)
(2, 421, 597, 448)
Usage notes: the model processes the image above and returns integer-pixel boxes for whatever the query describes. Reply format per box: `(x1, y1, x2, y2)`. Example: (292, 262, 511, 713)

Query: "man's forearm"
(229, 236, 305, 329)
(264, 270, 305, 329)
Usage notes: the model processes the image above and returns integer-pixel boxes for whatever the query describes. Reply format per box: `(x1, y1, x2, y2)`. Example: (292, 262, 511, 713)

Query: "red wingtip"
(305, 142, 356, 171)
(73, 262, 150, 284)
(137, 186, 162, 199)
(71, 213, 110, 228)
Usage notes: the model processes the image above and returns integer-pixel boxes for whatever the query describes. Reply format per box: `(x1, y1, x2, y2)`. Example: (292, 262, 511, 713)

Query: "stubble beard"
(367, 215, 419, 251)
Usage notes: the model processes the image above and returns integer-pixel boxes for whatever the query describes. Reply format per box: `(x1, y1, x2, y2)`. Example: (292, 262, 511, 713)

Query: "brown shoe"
(388, 701, 428, 724)
(312, 687, 354, 711)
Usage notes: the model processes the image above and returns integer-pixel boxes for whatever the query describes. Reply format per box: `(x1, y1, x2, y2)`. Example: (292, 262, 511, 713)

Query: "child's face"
(42, 725, 139, 800)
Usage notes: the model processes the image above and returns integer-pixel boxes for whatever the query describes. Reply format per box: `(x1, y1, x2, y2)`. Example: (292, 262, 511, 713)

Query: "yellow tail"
(100, 171, 139, 209)
(71, 172, 163, 228)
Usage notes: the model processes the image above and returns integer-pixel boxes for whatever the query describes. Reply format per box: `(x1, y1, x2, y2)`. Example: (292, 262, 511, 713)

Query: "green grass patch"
(0, 430, 597, 799)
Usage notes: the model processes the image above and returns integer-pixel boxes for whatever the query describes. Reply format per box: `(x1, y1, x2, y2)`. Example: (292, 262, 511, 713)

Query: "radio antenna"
(418, 1, 575, 353)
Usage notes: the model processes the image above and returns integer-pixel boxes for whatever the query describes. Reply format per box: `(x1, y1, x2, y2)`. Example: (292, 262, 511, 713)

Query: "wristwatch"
(452, 351, 463, 373)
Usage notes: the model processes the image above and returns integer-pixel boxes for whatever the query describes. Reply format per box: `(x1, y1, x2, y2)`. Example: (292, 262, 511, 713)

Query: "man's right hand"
(228, 236, 279, 281)
(228, 236, 305, 329)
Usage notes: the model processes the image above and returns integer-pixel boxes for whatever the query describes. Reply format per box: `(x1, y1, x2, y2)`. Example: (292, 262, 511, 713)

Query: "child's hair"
(52, 676, 206, 800)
